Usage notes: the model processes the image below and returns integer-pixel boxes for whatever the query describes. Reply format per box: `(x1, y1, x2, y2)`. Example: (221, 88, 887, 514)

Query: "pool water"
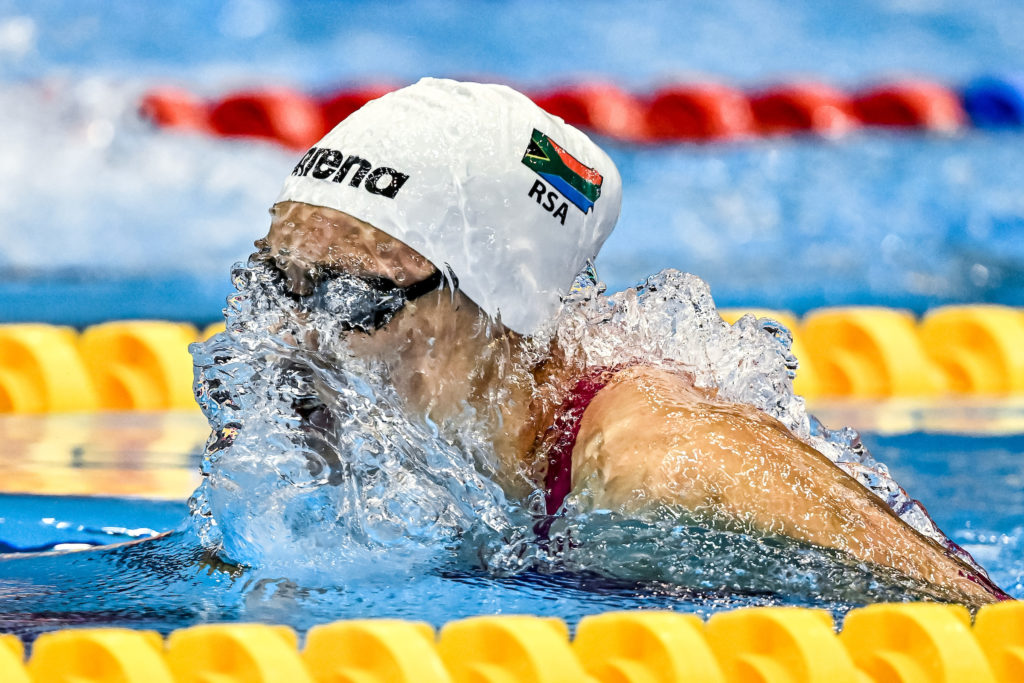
(1, 405, 1021, 642)
(3, 0, 1024, 647)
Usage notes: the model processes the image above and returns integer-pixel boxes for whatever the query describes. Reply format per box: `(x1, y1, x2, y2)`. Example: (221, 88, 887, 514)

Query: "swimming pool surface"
(3, 0, 1024, 649)
(1, 404, 1021, 641)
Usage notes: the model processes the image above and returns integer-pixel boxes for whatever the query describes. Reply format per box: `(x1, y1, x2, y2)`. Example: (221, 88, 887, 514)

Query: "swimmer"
(255, 78, 1007, 606)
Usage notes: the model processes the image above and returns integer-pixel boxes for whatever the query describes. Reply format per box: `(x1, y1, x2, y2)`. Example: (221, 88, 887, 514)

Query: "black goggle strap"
(360, 268, 452, 331)
(400, 267, 455, 302)
(341, 268, 458, 332)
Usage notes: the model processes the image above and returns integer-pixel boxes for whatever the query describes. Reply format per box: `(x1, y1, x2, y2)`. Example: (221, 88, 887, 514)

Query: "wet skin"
(261, 200, 1007, 606)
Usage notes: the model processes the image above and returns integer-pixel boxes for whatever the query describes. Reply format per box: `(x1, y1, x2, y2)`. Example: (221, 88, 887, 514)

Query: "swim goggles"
(310, 267, 450, 333)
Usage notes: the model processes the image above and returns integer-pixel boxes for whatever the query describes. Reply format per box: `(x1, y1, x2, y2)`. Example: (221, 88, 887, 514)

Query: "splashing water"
(550, 268, 962, 550)
(189, 267, 521, 579)
(189, 257, 990, 602)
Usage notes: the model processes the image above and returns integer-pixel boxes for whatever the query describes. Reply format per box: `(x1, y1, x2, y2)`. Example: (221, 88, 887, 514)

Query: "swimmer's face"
(258, 201, 436, 297)
(257, 200, 510, 421)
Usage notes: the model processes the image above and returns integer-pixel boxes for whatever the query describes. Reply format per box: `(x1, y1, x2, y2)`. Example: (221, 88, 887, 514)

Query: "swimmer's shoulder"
(566, 365, 705, 500)
(582, 364, 784, 429)
(587, 364, 704, 409)
(577, 365, 704, 439)
(576, 364, 800, 459)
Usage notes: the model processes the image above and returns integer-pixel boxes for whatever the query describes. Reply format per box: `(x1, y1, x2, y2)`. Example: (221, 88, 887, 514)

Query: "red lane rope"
(139, 79, 977, 148)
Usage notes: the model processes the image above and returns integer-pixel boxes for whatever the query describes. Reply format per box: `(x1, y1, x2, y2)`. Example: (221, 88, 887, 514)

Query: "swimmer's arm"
(571, 366, 1001, 606)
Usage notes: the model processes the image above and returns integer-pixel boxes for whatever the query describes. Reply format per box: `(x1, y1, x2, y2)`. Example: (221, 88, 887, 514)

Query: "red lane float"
(140, 77, 1014, 148)
(139, 88, 210, 132)
(529, 83, 648, 142)
(852, 81, 965, 132)
(208, 89, 326, 150)
(645, 83, 754, 142)
(749, 83, 858, 136)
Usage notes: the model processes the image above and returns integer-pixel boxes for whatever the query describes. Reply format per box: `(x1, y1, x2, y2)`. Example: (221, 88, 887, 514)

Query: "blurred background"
(3, 0, 1024, 630)
(1, 0, 1023, 324)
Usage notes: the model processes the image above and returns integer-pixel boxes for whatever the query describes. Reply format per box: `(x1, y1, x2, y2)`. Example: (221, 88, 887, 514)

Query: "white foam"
(0, 79, 291, 275)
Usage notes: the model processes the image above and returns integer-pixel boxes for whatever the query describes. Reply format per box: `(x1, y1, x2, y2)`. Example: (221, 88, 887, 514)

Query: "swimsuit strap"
(542, 366, 618, 514)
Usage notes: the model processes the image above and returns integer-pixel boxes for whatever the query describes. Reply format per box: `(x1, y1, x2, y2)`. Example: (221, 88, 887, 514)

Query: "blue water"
(2, 431, 1021, 641)
(5, 0, 1024, 86)
(0, 495, 184, 553)
(2, 0, 1024, 643)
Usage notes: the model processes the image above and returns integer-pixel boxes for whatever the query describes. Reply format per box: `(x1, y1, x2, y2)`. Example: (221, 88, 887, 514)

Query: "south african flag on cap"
(521, 129, 603, 214)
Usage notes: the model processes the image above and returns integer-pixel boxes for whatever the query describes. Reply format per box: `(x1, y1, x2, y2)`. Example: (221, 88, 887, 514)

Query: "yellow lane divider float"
(800, 307, 944, 397)
(2, 305, 1024, 413)
(79, 321, 199, 411)
(0, 324, 99, 413)
(5, 602, 1024, 682)
(920, 306, 1024, 394)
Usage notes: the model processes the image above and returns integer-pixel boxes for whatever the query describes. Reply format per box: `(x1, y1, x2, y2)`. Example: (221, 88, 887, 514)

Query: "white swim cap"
(276, 77, 622, 334)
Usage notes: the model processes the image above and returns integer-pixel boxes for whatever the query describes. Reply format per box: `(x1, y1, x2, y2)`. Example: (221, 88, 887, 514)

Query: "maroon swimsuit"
(542, 367, 616, 515)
